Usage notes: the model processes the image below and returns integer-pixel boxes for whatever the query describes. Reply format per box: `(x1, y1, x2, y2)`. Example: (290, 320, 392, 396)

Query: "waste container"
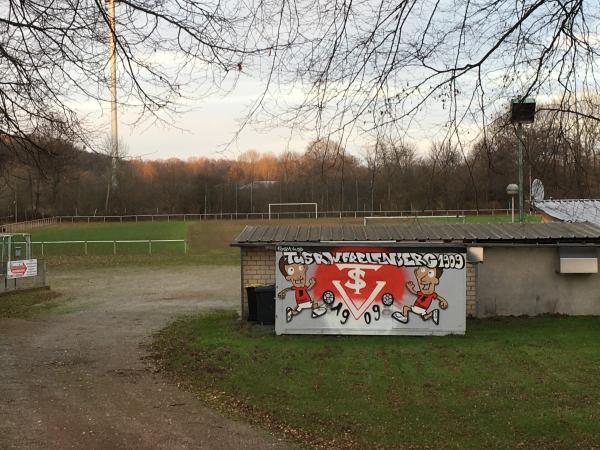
(255, 284, 276, 325)
(246, 286, 258, 321)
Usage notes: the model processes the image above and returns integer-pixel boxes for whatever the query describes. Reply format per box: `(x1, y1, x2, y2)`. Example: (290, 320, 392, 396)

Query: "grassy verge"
(152, 311, 600, 450)
(0, 288, 64, 319)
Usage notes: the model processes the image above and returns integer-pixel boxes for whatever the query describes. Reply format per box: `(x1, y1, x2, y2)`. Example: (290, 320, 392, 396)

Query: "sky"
(82, 82, 309, 161)
(76, 0, 597, 163)
(85, 77, 482, 163)
(86, 79, 381, 162)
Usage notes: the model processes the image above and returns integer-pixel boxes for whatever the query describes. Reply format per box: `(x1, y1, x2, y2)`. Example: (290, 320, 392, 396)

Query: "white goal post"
(268, 203, 318, 220)
(364, 215, 466, 225)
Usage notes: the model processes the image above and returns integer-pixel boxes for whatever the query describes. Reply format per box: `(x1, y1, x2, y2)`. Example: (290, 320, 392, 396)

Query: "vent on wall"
(559, 247, 598, 274)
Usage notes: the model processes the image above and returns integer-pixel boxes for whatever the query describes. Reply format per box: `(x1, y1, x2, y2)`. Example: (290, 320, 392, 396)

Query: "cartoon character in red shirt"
(277, 256, 327, 322)
(392, 266, 448, 325)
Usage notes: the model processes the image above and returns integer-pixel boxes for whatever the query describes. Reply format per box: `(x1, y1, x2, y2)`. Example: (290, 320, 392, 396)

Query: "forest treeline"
(1, 108, 599, 220)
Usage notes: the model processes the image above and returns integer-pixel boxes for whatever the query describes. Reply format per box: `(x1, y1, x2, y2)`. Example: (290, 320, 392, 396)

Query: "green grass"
(152, 311, 600, 449)
(42, 254, 236, 270)
(30, 221, 187, 241)
(30, 222, 188, 257)
(0, 288, 65, 319)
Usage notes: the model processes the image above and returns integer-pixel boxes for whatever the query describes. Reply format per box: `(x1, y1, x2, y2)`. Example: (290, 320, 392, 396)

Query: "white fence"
(363, 215, 467, 225)
(2, 217, 58, 232)
(43, 209, 513, 223)
(1, 209, 515, 230)
(31, 239, 187, 256)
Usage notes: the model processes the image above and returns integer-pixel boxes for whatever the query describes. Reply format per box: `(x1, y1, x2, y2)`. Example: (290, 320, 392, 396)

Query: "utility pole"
(204, 184, 208, 214)
(108, 0, 118, 191)
(235, 183, 238, 216)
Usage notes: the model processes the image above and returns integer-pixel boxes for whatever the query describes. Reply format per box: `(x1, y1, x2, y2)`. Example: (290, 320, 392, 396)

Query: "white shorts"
(296, 301, 312, 311)
(411, 306, 427, 315)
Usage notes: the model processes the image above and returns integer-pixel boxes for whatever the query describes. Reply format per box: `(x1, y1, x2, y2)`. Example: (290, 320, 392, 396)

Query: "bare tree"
(240, 0, 600, 145)
(4, 1, 598, 154)
(0, 0, 275, 159)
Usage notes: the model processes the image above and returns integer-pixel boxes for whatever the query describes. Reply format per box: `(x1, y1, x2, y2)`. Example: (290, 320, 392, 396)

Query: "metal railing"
(31, 239, 187, 256)
(2, 208, 514, 228)
(48, 209, 511, 223)
(2, 217, 57, 232)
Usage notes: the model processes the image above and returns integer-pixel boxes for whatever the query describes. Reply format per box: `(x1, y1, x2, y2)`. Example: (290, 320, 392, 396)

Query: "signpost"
(275, 246, 466, 335)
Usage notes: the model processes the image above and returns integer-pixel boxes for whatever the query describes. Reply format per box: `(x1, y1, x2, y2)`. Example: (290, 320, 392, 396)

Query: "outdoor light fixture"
(510, 97, 536, 223)
(510, 98, 536, 123)
(506, 183, 519, 223)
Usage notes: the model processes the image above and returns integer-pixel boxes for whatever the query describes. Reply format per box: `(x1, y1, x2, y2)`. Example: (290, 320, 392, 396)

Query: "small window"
(559, 247, 598, 274)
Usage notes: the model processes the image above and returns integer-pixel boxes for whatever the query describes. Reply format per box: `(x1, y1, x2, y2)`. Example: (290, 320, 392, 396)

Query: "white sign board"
(275, 246, 466, 335)
(7, 259, 38, 279)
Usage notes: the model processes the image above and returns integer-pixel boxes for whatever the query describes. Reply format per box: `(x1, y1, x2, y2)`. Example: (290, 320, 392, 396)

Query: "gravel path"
(0, 266, 291, 450)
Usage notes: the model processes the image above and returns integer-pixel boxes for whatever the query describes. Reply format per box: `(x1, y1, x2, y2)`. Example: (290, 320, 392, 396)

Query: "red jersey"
(414, 291, 438, 310)
(292, 286, 311, 304)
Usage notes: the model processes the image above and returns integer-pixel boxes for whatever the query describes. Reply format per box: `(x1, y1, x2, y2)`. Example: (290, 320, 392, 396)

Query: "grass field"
(29, 222, 188, 257)
(152, 311, 600, 449)
(25, 215, 541, 266)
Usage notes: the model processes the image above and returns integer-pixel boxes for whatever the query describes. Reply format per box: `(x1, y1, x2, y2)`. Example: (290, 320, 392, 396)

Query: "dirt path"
(0, 266, 291, 450)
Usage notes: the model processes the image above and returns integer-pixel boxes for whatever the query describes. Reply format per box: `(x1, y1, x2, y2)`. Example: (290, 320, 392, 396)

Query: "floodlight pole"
(108, 0, 118, 190)
(517, 123, 524, 223)
(511, 97, 535, 223)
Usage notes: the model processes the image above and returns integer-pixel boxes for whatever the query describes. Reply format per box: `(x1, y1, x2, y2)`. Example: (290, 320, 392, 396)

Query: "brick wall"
(466, 263, 477, 317)
(240, 247, 276, 319)
(239, 246, 479, 318)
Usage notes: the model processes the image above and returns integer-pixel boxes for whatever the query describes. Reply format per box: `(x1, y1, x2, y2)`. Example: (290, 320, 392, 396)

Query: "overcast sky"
(87, 75, 487, 162)
(79, 0, 581, 163)
(88, 82, 376, 162)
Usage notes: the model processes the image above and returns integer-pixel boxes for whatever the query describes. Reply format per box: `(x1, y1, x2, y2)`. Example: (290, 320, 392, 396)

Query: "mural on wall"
(275, 246, 466, 335)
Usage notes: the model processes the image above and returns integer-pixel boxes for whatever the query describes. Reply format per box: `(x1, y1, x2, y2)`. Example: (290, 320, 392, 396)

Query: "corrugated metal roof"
(535, 199, 600, 227)
(232, 222, 600, 246)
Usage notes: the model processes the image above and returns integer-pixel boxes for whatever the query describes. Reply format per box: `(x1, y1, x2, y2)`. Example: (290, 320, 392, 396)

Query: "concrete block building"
(233, 222, 600, 319)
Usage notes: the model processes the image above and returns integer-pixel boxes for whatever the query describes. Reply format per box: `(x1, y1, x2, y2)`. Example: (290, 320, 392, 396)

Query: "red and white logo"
(332, 264, 385, 320)
(314, 254, 407, 321)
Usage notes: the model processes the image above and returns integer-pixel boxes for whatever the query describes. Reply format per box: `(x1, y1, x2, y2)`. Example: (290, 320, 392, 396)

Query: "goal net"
(268, 203, 318, 220)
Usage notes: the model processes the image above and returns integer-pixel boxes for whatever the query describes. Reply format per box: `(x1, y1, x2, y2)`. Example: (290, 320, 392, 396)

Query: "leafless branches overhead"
(0, 0, 273, 153)
(1, 0, 599, 156)
(249, 0, 600, 142)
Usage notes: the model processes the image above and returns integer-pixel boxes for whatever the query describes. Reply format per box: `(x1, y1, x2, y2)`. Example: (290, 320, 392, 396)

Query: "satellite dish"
(531, 179, 544, 203)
